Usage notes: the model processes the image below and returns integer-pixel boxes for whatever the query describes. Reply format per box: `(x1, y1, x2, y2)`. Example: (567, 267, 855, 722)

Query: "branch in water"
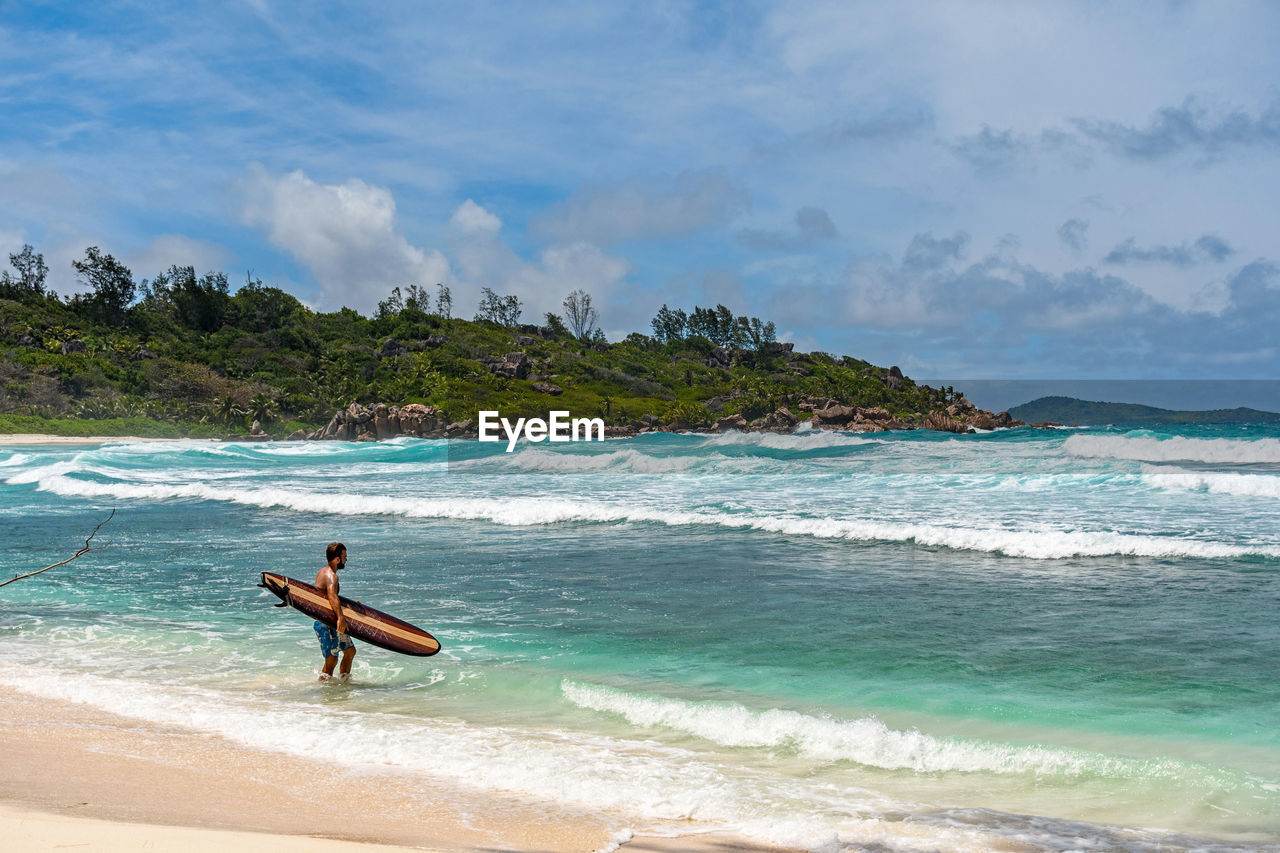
(0, 509, 116, 589)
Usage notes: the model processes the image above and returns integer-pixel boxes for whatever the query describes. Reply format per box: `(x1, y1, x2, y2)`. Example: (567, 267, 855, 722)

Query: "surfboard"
(259, 572, 441, 657)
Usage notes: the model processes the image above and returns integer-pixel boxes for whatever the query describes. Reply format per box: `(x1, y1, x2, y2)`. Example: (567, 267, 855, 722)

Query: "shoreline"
(0, 433, 182, 445)
(0, 689, 795, 853)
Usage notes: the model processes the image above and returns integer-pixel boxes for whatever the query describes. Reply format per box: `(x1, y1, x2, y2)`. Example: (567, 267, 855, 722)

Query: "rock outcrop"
(923, 411, 973, 433)
(810, 404, 908, 432)
(379, 339, 408, 358)
(483, 352, 531, 379)
(311, 402, 449, 441)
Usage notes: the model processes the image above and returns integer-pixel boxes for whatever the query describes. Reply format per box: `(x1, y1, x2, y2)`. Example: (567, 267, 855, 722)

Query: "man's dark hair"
(326, 542, 346, 562)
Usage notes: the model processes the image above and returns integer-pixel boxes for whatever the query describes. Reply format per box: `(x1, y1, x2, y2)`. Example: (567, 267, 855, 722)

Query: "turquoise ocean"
(2, 423, 1279, 851)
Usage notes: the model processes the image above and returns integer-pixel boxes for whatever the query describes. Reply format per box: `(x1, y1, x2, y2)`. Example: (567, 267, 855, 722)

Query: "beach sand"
(0, 690, 797, 853)
(0, 434, 180, 446)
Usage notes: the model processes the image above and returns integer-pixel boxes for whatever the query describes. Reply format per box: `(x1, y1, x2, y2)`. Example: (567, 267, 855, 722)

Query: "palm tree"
(247, 392, 279, 425)
(210, 394, 244, 426)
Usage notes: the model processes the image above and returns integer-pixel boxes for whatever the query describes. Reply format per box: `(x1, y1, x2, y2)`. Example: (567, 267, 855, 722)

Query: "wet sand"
(0, 690, 796, 853)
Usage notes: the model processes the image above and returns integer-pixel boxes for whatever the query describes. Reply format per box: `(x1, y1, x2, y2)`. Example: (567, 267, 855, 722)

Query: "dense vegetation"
(1009, 396, 1280, 426)
(0, 244, 960, 435)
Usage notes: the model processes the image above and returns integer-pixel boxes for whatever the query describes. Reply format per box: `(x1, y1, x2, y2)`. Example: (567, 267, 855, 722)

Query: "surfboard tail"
(259, 573, 293, 606)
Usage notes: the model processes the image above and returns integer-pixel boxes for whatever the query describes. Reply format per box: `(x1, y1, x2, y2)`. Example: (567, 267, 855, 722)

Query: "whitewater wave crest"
(562, 681, 1239, 784)
(0, 666, 1030, 852)
(699, 430, 880, 450)
(1065, 435, 1280, 464)
(18, 470, 1278, 560)
(503, 448, 708, 474)
(1145, 468, 1280, 499)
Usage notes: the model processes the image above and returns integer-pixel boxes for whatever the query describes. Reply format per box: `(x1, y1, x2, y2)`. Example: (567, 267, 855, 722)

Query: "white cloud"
(0, 229, 26, 261)
(127, 234, 232, 280)
(450, 199, 502, 234)
(449, 200, 632, 326)
(239, 164, 450, 311)
(531, 170, 750, 246)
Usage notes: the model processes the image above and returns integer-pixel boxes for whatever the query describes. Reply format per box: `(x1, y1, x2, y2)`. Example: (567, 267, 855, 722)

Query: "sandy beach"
(0, 690, 796, 853)
(0, 434, 181, 446)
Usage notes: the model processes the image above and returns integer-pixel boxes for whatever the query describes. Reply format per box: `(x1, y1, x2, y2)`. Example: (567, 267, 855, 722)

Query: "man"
(314, 541, 356, 681)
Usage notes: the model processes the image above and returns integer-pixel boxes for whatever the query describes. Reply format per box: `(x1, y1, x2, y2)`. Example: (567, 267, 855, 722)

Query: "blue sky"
(2, 1, 1279, 379)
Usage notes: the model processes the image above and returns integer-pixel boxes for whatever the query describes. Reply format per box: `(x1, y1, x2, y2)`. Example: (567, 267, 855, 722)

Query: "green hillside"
(0, 245, 969, 436)
(1009, 396, 1280, 425)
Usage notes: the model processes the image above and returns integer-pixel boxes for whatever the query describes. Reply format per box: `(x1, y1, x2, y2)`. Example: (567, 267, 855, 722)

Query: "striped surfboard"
(259, 572, 441, 657)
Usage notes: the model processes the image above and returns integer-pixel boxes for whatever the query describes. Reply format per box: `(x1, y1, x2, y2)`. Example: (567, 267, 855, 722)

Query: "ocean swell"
(1065, 435, 1280, 465)
(17, 469, 1280, 560)
(561, 681, 1254, 786)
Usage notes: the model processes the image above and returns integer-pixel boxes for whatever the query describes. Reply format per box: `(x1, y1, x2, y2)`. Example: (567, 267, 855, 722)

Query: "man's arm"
(323, 576, 348, 634)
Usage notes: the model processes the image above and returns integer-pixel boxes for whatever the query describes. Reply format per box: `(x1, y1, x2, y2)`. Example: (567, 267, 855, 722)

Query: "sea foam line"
(0, 665, 1021, 853)
(18, 472, 1280, 561)
(1144, 468, 1280, 499)
(1065, 435, 1280, 465)
(561, 681, 1248, 785)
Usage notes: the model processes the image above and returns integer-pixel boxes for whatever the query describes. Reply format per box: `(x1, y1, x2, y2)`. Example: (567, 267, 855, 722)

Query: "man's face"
(337, 550, 347, 570)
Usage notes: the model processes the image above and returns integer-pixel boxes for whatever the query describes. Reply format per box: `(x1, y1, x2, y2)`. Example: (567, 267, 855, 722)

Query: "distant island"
(1010, 396, 1280, 426)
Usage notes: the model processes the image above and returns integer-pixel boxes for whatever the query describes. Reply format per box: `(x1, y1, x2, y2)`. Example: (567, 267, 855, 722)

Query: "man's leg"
(320, 654, 338, 680)
(339, 645, 356, 679)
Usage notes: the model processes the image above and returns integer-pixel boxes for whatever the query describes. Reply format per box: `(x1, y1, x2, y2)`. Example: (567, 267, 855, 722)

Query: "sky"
(1, 1, 1278, 379)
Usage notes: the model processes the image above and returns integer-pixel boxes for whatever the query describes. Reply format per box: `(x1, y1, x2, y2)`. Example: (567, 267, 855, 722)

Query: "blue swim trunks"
(314, 621, 355, 658)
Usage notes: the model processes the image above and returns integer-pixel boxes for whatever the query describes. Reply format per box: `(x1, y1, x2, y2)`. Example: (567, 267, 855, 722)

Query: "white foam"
(561, 681, 1210, 781)
(699, 430, 879, 450)
(0, 452, 31, 467)
(0, 665, 1019, 853)
(505, 448, 704, 474)
(1145, 468, 1280, 499)
(23, 472, 1279, 560)
(1065, 435, 1280, 465)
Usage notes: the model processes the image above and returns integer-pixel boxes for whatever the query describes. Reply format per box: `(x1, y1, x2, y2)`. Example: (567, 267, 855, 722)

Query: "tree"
(376, 286, 404, 319)
(148, 265, 229, 332)
(229, 275, 304, 333)
(72, 247, 136, 323)
(1, 244, 48, 300)
(500, 294, 522, 326)
(689, 306, 715, 343)
(650, 304, 688, 343)
(475, 287, 522, 326)
(562, 289, 599, 340)
(403, 284, 430, 314)
(714, 305, 735, 346)
(543, 312, 570, 338)
(747, 317, 776, 349)
(435, 283, 452, 320)
(475, 287, 502, 324)
(247, 392, 279, 425)
(211, 394, 246, 426)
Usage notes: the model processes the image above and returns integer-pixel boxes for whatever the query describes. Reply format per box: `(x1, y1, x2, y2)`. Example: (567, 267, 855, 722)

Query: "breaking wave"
(561, 681, 1255, 786)
(1065, 435, 1280, 465)
(698, 429, 881, 450)
(503, 448, 708, 474)
(1145, 468, 1280, 499)
(16, 469, 1278, 560)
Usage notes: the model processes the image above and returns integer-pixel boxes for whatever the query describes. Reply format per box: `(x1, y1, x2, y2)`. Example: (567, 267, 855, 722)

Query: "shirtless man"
(314, 542, 356, 681)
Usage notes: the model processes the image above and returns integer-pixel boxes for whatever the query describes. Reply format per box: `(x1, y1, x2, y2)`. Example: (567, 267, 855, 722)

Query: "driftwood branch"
(0, 509, 115, 589)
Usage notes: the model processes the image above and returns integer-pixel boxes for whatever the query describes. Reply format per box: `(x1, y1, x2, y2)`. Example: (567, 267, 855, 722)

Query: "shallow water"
(2, 424, 1278, 851)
